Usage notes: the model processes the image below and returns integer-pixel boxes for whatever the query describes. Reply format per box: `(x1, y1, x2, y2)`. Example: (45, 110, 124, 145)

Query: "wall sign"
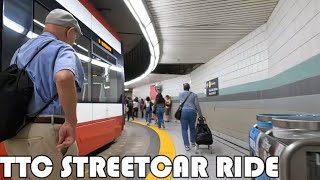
(206, 78, 219, 96)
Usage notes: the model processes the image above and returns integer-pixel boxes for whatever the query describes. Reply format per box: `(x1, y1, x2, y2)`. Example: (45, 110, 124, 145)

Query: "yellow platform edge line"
(132, 121, 176, 180)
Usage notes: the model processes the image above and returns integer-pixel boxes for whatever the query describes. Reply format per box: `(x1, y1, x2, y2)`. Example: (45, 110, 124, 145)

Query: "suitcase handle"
(197, 116, 206, 124)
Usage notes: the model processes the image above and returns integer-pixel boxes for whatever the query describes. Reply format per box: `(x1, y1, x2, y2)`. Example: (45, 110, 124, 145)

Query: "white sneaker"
(185, 146, 190, 151)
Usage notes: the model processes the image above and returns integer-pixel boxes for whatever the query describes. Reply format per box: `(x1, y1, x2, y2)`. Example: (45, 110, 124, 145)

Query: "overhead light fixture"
(124, 0, 140, 25)
(153, 57, 159, 71)
(91, 59, 110, 69)
(154, 43, 160, 58)
(128, 0, 151, 27)
(33, 19, 45, 28)
(148, 45, 155, 58)
(26, 31, 39, 39)
(139, 23, 151, 46)
(124, 0, 161, 85)
(146, 23, 158, 46)
(138, 23, 155, 58)
(76, 44, 88, 52)
(153, 44, 160, 71)
(76, 53, 91, 62)
(91, 59, 122, 72)
(110, 65, 123, 72)
(124, 88, 130, 91)
(149, 56, 156, 72)
(3, 16, 25, 34)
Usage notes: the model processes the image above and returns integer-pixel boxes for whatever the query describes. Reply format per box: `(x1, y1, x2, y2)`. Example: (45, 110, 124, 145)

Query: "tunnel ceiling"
(89, 0, 207, 82)
(145, 0, 279, 64)
(152, 63, 204, 75)
(90, 0, 152, 81)
(89, 0, 280, 88)
(89, 0, 143, 54)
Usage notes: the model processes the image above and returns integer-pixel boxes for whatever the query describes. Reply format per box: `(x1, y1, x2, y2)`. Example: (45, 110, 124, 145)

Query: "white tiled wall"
(191, 24, 269, 92)
(268, 0, 320, 77)
(133, 0, 320, 95)
(137, 24, 269, 95)
(161, 75, 191, 97)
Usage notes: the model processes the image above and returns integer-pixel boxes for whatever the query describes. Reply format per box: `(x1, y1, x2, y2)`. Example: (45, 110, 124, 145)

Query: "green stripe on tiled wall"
(171, 53, 320, 100)
(220, 53, 320, 95)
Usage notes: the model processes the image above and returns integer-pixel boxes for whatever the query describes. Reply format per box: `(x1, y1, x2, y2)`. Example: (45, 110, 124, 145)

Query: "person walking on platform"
(3, 9, 84, 179)
(126, 97, 134, 121)
(140, 98, 145, 118)
(154, 93, 166, 128)
(165, 95, 172, 122)
(179, 83, 203, 151)
(145, 97, 152, 125)
(133, 97, 139, 117)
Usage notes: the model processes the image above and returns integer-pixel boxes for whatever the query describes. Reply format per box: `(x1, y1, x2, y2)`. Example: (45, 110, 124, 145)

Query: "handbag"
(175, 92, 192, 120)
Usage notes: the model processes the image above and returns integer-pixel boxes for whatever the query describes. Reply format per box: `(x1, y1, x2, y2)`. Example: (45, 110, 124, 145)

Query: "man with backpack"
(1, 9, 84, 179)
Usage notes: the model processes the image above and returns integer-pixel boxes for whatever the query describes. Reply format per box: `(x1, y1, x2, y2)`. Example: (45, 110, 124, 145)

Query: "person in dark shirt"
(126, 97, 134, 121)
(140, 98, 145, 118)
(154, 93, 166, 128)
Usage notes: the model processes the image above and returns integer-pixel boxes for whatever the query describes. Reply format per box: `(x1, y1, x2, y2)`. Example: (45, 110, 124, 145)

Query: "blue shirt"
(179, 91, 202, 116)
(10, 32, 84, 116)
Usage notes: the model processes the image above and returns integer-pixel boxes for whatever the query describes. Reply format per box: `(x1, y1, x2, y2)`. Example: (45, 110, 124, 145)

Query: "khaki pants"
(4, 123, 78, 180)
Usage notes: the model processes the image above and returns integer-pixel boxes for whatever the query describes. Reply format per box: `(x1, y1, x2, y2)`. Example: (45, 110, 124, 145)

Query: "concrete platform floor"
(84, 118, 250, 180)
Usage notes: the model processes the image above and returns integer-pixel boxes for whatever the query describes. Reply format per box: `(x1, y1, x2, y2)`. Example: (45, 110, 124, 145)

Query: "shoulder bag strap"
(15, 40, 55, 89)
(23, 39, 55, 70)
(180, 92, 192, 109)
(28, 41, 62, 120)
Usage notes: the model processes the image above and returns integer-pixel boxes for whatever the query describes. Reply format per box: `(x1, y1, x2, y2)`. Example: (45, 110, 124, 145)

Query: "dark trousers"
(133, 108, 138, 117)
(141, 110, 144, 118)
(127, 112, 134, 121)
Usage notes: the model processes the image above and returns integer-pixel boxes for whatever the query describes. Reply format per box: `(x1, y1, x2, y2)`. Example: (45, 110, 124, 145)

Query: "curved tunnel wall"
(124, 38, 151, 81)
(133, 0, 320, 146)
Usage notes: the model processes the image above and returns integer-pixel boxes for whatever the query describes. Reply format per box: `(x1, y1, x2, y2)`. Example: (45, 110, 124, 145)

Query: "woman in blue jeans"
(145, 96, 152, 125)
(154, 93, 166, 128)
(179, 83, 203, 151)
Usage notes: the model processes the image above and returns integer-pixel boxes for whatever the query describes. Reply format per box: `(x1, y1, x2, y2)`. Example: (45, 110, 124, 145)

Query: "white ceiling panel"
(145, 0, 279, 64)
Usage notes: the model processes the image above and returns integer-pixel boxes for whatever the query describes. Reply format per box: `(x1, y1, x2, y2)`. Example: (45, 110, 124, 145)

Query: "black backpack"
(0, 40, 57, 142)
(196, 117, 213, 145)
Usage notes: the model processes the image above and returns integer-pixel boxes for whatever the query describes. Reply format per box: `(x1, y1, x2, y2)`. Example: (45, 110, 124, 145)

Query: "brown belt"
(26, 117, 65, 124)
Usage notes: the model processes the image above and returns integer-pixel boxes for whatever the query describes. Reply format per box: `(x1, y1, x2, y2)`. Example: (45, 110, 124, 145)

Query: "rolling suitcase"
(195, 117, 213, 154)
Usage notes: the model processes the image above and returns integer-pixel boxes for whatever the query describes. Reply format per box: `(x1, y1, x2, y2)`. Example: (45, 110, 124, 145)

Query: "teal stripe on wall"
(220, 53, 320, 95)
